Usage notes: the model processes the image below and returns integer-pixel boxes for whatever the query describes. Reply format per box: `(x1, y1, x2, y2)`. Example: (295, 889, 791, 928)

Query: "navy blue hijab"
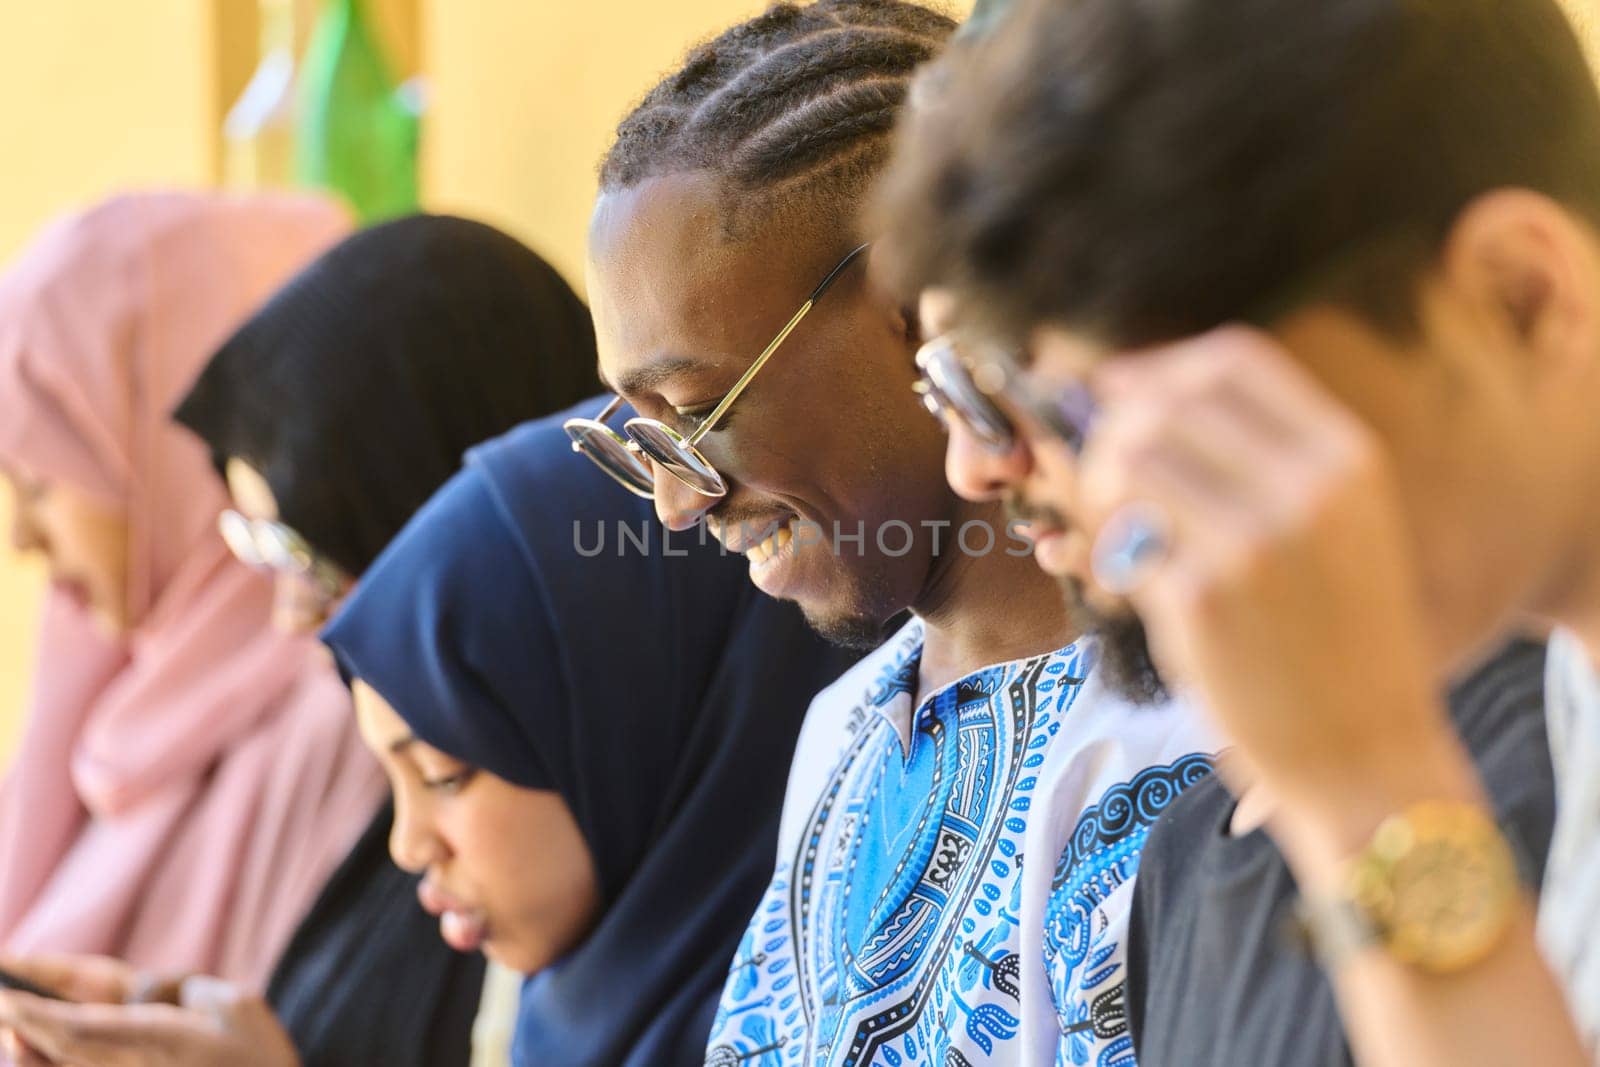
(322, 402, 857, 1067)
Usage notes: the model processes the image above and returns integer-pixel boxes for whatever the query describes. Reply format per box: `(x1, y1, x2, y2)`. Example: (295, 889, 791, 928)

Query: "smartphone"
(0, 966, 63, 1000)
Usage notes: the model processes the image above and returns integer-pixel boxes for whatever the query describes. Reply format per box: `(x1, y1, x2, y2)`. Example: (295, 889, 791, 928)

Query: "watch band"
(1296, 891, 1382, 972)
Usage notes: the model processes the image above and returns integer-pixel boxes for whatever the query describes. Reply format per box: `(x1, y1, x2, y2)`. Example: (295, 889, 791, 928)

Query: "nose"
(389, 789, 447, 875)
(944, 419, 1032, 503)
(651, 464, 716, 532)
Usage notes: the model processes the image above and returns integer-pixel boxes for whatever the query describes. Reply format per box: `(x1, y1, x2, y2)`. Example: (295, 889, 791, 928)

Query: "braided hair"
(599, 0, 956, 239)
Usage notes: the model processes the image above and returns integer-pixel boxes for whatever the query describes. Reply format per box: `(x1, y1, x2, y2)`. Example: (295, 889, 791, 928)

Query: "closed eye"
(674, 400, 736, 434)
(421, 769, 478, 795)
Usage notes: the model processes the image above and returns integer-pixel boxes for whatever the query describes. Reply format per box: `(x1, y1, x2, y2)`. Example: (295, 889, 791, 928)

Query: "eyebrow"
(603, 355, 704, 399)
(389, 735, 417, 756)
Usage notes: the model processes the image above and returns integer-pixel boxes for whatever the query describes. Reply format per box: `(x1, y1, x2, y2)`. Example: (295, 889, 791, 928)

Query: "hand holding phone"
(0, 967, 60, 1002)
(0, 974, 301, 1067)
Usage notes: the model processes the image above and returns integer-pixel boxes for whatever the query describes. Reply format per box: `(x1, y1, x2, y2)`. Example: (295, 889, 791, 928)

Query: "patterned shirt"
(706, 620, 1214, 1067)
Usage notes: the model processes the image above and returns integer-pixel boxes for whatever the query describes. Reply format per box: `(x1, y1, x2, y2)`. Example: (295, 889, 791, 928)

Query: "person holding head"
(878, 0, 1600, 1062)
(0, 214, 605, 1067)
(571, 2, 1212, 1063)
(0, 410, 859, 1067)
(881, 34, 1562, 1067)
(0, 192, 378, 986)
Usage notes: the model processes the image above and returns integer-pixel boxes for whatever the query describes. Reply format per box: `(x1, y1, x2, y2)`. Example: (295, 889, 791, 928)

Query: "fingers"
(0, 956, 131, 1006)
(0, 988, 190, 1066)
(178, 978, 299, 1066)
(174, 977, 242, 1015)
(0, 980, 298, 1067)
(1079, 327, 1382, 571)
(3, 1026, 57, 1067)
(1070, 326, 1400, 689)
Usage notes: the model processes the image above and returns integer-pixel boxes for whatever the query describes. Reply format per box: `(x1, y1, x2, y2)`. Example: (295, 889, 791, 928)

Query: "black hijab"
(175, 215, 600, 1067)
(174, 213, 599, 576)
(322, 404, 859, 1066)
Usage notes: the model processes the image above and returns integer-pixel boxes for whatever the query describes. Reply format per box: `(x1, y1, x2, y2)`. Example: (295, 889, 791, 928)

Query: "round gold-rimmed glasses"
(564, 243, 871, 500)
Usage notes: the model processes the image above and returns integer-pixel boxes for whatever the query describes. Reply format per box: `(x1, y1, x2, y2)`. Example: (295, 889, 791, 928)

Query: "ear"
(1440, 189, 1600, 376)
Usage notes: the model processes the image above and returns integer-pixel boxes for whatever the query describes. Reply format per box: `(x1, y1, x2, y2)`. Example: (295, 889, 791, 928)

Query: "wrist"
(1265, 727, 1486, 892)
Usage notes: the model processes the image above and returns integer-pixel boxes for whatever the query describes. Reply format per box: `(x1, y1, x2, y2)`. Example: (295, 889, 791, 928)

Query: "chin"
(801, 604, 892, 650)
(792, 560, 906, 649)
(483, 939, 547, 977)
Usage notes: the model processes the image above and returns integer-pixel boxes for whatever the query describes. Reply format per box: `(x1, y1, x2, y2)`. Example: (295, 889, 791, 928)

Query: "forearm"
(1270, 734, 1590, 1067)
(1330, 909, 1582, 1066)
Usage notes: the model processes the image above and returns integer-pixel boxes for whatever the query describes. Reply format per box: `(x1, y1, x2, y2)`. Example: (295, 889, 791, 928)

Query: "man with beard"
(565, 3, 1212, 1063)
(903, 288, 1557, 1067)
(877, 0, 1598, 1061)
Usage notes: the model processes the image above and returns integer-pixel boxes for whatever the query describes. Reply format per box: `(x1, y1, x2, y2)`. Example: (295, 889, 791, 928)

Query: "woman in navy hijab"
(322, 404, 858, 1066)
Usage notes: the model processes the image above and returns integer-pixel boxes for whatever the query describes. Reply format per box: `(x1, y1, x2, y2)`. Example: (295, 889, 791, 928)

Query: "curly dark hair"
(876, 0, 1600, 349)
(600, 0, 956, 240)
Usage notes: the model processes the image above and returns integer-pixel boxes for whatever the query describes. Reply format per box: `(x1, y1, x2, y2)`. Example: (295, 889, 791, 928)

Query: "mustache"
(706, 501, 792, 533)
(1005, 493, 1069, 533)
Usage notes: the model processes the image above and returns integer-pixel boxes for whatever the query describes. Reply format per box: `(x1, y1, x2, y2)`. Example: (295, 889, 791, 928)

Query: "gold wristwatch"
(1298, 801, 1519, 975)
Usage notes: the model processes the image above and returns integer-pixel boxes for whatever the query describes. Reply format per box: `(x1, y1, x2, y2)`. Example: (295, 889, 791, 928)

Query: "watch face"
(1359, 804, 1518, 974)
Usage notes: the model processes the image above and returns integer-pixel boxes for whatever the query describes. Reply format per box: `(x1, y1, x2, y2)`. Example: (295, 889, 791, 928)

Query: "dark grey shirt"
(1126, 639, 1555, 1067)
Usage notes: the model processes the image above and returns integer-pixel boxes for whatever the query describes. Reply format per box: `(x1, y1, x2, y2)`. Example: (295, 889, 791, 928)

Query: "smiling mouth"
(712, 511, 799, 560)
(745, 522, 798, 566)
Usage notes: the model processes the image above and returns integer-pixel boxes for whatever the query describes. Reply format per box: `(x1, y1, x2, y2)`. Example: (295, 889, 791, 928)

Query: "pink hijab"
(0, 192, 385, 987)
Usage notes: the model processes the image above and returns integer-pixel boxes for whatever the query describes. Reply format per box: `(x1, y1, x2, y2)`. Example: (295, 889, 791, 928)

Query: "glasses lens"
(624, 419, 728, 498)
(217, 511, 266, 568)
(256, 522, 312, 575)
(1031, 381, 1097, 456)
(919, 338, 1014, 449)
(565, 420, 655, 498)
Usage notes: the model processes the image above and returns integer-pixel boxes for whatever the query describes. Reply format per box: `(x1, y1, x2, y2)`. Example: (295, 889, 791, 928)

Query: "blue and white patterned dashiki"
(705, 619, 1215, 1067)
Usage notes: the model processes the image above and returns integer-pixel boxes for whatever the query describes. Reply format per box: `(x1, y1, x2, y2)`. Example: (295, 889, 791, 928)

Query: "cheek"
(756, 321, 947, 514)
(463, 791, 599, 964)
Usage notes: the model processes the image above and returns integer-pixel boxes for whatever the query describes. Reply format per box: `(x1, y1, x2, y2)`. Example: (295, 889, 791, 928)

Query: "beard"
(1061, 573, 1168, 705)
(801, 602, 899, 650)
(1005, 493, 1169, 704)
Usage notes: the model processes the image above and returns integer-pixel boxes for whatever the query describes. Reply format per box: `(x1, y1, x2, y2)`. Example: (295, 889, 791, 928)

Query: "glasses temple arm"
(809, 242, 871, 302)
(687, 243, 871, 447)
(686, 300, 815, 447)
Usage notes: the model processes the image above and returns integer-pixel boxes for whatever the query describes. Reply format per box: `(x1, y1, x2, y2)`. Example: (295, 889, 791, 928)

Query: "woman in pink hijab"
(0, 192, 384, 988)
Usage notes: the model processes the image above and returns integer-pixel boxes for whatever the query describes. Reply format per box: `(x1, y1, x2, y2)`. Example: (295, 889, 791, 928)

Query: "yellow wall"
(0, 4, 221, 262)
(422, 0, 769, 290)
(422, 1, 969, 289)
(0, 2, 229, 758)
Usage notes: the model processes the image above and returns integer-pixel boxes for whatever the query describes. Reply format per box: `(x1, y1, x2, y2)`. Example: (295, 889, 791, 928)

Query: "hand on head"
(1072, 327, 1473, 850)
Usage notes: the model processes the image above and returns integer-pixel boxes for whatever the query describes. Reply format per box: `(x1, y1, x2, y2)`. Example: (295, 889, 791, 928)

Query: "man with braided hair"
(568, 2, 1212, 1063)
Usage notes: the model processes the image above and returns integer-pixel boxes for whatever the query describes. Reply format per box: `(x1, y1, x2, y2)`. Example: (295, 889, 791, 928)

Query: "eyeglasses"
(913, 333, 1097, 455)
(565, 242, 872, 499)
(217, 510, 345, 596)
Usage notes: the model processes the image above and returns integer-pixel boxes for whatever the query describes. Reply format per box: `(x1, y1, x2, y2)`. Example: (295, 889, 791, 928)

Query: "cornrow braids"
(600, 0, 956, 239)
